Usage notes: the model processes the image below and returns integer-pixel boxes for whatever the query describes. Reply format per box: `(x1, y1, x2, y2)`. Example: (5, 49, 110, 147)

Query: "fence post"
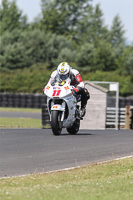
(125, 106, 131, 130)
(42, 104, 51, 128)
(130, 107, 133, 129)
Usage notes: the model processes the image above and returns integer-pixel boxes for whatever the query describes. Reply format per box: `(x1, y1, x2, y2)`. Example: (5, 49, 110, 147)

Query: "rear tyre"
(51, 110, 62, 135)
(66, 119, 80, 135)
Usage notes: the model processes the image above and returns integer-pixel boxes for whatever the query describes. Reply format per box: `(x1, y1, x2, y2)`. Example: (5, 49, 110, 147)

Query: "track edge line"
(1, 155, 133, 179)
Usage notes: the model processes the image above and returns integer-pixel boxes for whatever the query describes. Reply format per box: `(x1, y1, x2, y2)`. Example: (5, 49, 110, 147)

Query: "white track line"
(1, 155, 133, 179)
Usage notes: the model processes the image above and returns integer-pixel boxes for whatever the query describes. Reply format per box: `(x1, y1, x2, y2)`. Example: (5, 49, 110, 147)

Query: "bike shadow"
(60, 132, 93, 136)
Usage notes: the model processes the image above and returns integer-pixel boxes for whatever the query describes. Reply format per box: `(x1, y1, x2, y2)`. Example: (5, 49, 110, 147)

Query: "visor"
(59, 73, 69, 80)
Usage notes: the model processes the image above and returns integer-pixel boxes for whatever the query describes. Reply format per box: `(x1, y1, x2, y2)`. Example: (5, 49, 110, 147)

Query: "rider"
(44, 62, 90, 117)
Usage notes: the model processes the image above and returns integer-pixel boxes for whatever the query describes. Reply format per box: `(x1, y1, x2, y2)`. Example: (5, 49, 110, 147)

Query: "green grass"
(0, 107, 42, 128)
(0, 107, 50, 128)
(0, 117, 42, 128)
(0, 158, 133, 200)
(0, 107, 41, 113)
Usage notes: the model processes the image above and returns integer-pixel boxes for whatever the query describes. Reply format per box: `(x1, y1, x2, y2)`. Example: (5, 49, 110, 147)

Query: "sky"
(1, 0, 133, 42)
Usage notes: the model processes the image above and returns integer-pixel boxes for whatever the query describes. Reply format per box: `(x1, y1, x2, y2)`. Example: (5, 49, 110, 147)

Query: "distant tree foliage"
(41, 0, 92, 39)
(109, 15, 125, 47)
(0, 0, 27, 34)
(0, 29, 75, 69)
(0, 0, 133, 96)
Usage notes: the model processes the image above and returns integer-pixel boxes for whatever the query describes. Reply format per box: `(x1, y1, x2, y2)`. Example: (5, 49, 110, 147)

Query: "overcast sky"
(1, 0, 133, 42)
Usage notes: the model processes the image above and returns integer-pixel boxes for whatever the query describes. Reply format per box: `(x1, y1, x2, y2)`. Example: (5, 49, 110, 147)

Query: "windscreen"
(51, 74, 69, 86)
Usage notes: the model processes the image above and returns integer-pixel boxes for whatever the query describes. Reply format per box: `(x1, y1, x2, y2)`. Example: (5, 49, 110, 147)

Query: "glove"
(72, 87, 79, 96)
(42, 88, 45, 93)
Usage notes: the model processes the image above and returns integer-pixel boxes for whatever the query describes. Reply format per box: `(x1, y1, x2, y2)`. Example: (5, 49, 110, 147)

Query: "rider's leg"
(81, 88, 90, 117)
(74, 87, 90, 117)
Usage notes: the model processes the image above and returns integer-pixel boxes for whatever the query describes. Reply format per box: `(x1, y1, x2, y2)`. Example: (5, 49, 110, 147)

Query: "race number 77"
(52, 90, 61, 96)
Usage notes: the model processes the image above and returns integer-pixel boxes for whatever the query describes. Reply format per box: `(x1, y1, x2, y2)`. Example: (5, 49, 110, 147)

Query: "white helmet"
(57, 62, 70, 80)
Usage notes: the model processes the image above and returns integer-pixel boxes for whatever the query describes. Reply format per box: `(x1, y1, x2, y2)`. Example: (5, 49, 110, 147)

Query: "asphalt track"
(0, 111, 41, 119)
(0, 128, 133, 178)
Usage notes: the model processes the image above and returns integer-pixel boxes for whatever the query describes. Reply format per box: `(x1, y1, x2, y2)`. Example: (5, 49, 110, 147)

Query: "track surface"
(0, 111, 41, 119)
(0, 129, 133, 177)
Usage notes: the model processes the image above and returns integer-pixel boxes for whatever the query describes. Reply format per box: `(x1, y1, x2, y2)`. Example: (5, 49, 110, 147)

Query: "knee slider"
(84, 88, 90, 100)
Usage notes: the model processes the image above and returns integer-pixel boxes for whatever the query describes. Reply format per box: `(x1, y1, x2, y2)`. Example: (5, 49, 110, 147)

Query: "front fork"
(48, 100, 66, 122)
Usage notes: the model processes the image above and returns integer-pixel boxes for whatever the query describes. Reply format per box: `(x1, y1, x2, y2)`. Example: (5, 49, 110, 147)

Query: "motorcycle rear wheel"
(67, 119, 80, 135)
(51, 110, 62, 135)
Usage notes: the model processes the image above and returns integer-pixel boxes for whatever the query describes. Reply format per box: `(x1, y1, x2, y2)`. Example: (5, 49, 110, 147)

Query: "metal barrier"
(106, 107, 126, 129)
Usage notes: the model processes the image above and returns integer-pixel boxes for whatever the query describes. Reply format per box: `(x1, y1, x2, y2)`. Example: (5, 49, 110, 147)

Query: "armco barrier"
(106, 107, 126, 129)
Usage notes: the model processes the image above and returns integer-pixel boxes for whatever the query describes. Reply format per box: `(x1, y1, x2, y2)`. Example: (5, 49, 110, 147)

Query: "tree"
(0, 29, 75, 69)
(78, 4, 108, 45)
(76, 40, 117, 72)
(95, 40, 117, 71)
(0, 0, 27, 34)
(0, 30, 32, 69)
(120, 45, 133, 75)
(76, 43, 97, 71)
(90, 4, 109, 44)
(40, 0, 92, 39)
(109, 15, 125, 47)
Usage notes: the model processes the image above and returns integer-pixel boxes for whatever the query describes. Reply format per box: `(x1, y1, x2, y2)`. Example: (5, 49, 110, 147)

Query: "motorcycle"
(44, 75, 82, 135)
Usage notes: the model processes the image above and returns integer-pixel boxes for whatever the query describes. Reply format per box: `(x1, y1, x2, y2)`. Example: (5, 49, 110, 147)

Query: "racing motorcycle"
(44, 75, 82, 135)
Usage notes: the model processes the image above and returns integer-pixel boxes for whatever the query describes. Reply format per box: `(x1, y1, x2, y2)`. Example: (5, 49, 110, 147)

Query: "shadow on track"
(59, 133, 93, 136)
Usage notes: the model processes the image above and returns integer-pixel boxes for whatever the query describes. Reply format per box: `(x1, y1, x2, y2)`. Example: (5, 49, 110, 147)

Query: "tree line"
(0, 0, 133, 96)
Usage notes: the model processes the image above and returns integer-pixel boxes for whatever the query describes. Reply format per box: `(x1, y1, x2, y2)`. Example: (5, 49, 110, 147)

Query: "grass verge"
(0, 117, 42, 128)
(0, 107, 41, 113)
(0, 158, 133, 200)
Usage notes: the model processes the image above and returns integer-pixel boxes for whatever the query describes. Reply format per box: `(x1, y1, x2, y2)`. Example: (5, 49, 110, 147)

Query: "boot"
(81, 99, 87, 118)
(81, 107, 86, 117)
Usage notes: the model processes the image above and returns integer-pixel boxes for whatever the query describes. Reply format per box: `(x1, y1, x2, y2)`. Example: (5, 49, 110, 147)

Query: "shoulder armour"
(71, 69, 79, 76)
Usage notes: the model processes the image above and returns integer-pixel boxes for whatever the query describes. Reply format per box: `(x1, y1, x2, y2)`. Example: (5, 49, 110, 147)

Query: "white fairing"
(44, 77, 78, 128)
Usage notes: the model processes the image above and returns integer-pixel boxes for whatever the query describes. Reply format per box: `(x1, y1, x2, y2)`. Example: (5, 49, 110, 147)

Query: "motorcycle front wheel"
(67, 119, 80, 135)
(51, 110, 62, 135)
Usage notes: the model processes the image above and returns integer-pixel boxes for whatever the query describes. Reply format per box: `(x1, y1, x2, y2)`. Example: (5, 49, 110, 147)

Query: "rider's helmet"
(57, 62, 70, 80)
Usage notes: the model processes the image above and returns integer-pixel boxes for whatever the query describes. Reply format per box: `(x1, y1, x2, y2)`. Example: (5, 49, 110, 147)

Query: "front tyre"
(51, 110, 62, 135)
(67, 119, 80, 135)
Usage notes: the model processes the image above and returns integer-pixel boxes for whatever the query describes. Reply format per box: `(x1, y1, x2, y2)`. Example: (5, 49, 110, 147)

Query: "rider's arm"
(71, 69, 84, 88)
(42, 70, 57, 93)
(47, 70, 57, 85)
